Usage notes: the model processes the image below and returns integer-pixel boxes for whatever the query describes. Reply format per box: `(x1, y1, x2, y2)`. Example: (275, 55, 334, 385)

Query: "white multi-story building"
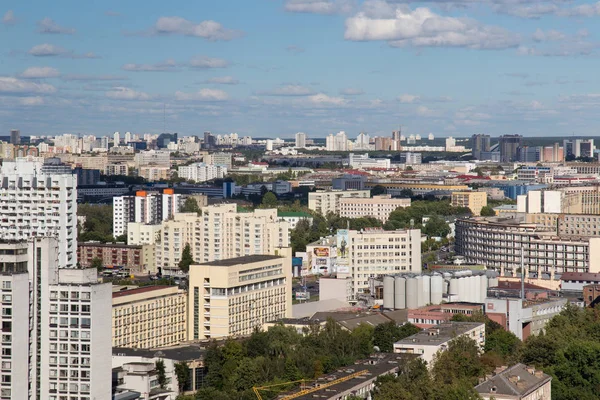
(127, 223, 162, 245)
(326, 131, 348, 151)
(0, 238, 111, 400)
(348, 153, 391, 169)
(113, 189, 182, 237)
(156, 204, 290, 273)
(113, 131, 120, 147)
(134, 150, 170, 169)
(308, 190, 371, 215)
(177, 163, 227, 183)
(295, 132, 306, 148)
(339, 195, 411, 222)
(354, 132, 371, 150)
(0, 159, 77, 268)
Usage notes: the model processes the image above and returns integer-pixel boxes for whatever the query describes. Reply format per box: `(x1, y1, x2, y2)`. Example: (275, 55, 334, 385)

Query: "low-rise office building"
(451, 191, 487, 216)
(475, 364, 552, 400)
(339, 195, 410, 222)
(308, 190, 370, 215)
(408, 303, 484, 328)
(112, 286, 187, 349)
(393, 322, 485, 365)
(188, 252, 292, 340)
(78, 242, 148, 271)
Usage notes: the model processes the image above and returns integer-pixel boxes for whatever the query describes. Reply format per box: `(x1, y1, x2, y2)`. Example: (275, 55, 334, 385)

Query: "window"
(1, 282, 10, 290)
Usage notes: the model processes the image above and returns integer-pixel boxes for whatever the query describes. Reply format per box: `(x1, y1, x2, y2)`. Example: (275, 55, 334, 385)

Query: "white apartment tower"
(113, 131, 120, 147)
(113, 189, 182, 237)
(177, 163, 227, 183)
(0, 238, 111, 400)
(124, 132, 131, 144)
(0, 159, 77, 268)
(295, 132, 307, 148)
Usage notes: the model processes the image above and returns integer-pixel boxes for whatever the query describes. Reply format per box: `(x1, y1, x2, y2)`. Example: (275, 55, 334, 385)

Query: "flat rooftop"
(197, 254, 282, 267)
(394, 322, 484, 347)
(112, 344, 206, 362)
(112, 285, 173, 299)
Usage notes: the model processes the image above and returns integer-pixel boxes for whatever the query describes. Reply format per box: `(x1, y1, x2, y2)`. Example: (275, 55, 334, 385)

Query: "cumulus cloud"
(189, 56, 229, 69)
(397, 94, 420, 103)
(204, 76, 240, 85)
(37, 18, 75, 34)
(62, 74, 128, 81)
(28, 44, 98, 58)
(308, 93, 347, 105)
(532, 28, 566, 42)
(19, 67, 61, 79)
(19, 97, 45, 106)
(151, 16, 241, 40)
(340, 87, 364, 95)
(416, 105, 436, 116)
(494, 4, 559, 19)
(105, 87, 152, 101)
(2, 10, 15, 25)
(345, 2, 520, 50)
(557, 2, 600, 17)
(174, 88, 229, 101)
(122, 59, 178, 72)
(261, 85, 316, 96)
(285, 0, 355, 15)
(0, 77, 56, 94)
(518, 42, 597, 57)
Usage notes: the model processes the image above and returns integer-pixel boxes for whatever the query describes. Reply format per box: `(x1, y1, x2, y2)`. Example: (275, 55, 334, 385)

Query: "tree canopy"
(178, 243, 195, 273)
(261, 192, 278, 208)
(479, 206, 496, 217)
(181, 198, 201, 214)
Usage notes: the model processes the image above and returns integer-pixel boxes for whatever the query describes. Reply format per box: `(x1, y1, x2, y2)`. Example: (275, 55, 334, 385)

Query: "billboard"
(336, 229, 349, 265)
(313, 247, 330, 257)
(295, 291, 311, 300)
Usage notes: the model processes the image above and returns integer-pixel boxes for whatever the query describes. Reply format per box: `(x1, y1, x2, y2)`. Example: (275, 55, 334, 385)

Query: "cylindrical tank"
(394, 276, 406, 309)
(479, 274, 488, 303)
(471, 275, 480, 303)
(449, 278, 459, 297)
(383, 276, 395, 309)
(489, 277, 499, 288)
(431, 274, 443, 304)
(422, 275, 431, 305)
(416, 276, 425, 307)
(406, 277, 418, 309)
(464, 269, 473, 276)
(458, 277, 466, 302)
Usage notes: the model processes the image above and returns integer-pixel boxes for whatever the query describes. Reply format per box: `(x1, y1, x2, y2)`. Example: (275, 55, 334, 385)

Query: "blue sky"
(1, 0, 600, 138)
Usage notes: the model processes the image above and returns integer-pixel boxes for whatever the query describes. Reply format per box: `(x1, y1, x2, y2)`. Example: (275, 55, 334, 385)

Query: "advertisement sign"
(336, 229, 349, 265)
(315, 258, 328, 266)
(313, 247, 330, 257)
(295, 291, 311, 300)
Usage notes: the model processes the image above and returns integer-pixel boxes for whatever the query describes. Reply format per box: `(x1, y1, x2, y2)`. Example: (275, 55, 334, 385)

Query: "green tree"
(480, 205, 496, 216)
(399, 188, 413, 198)
(174, 361, 190, 393)
(115, 234, 128, 243)
(90, 257, 103, 271)
(422, 215, 451, 238)
(373, 322, 421, 352)
(431, 335, 485, 386)
(181, 197, 201, 214)
(371, 185, 387, 196)
(261, 192, 278, 208)
(155, 359, 167, 389)
(178, 243, 195, 273)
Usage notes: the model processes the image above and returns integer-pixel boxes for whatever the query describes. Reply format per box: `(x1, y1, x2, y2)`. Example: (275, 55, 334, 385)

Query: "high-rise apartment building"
(204, 152, 233, 169)
(326, 131, 348, 151)
(188, 252, 292, 340)
(113, 131, 120, 147)
(177, 163, 227, 182)
(156, 204, 290, 272)
(0, 159, 77, 268)
(499, 135, 522, 162)
(113, 189, 182, 237)
(471, 134, 490, 159)
(354, 132, 371, 150)
(9, 129, 20, 145)
(564, 138, 595, 159)
(0, 238, 111, 400)
(295, 132, 306, 148)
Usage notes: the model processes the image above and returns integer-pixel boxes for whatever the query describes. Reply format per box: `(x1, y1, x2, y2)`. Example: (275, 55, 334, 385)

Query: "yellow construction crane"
(253, 369, 369, 400)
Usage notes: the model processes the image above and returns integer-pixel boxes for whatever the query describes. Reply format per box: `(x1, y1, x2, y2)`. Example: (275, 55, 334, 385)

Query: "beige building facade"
(127, 223, 162, 245)
(308, 190, 371, 215)
(112, 286, 187, 349)
(451, 191, 487, 216)
(188, 252, 292, 340)
(339, 195, 411, 222)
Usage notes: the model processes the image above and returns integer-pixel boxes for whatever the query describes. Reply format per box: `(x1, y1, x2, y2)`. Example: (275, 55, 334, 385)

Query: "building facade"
(308, 190, 371, 215)
(188, 253, 292, 340)
(113, 189, 182, 237)
(77, 242, 143, 270)
(112, 286, 187, 349)
(177, 163, 227, 183)
(451, 191, 488, 216)
(339, 195, 411, 222)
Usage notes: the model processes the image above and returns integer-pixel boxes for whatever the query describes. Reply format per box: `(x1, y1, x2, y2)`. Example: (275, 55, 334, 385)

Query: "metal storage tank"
(457, 277, 467, 302)
(406, 277, 418, 309)
(449, 278, 459, 297)
(430, 274, 444, 305)
(394, 276, 406, 309)
(479, 274, 488, 302)
(489, 277, 499, 288)
(383, 276, 395, 309)
(471, 275, 480, 303)
(422, 275, 431, 305)
(416, 276, 425, 307)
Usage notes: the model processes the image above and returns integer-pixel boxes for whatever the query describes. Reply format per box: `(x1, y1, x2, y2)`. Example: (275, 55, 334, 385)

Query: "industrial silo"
(430, 274, 444, 305)
(479, 274, 488, 302)
(489, 276, 499, 288)
(458, 276, 467, 302)
(449, 278, 459, 298)
(394, 276, 406, 309)
(406, 277, 418, 309)
(383, 276, 395, 309)
(416, 276, 425, 307)
(422, 275, 431, 305)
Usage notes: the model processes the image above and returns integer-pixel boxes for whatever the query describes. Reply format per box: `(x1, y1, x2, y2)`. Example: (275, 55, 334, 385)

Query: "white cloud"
(62, 74, 127, 81)
(20, 67, 61, 79)
(261, 85, 316, 96)
(105, 87, 151, 101)
(174, 89, 229, 101)
(0, 77, 56, 94)
(557, 2, 600, 17)
(285, 0, 355, 15)
(152, 16, 241, 40)
(340, 87, 364, 95)
(19, 97, 45, 106)
(416, 105, 435, 116)
(205, 76, 240, 85)
(308, 93, 347, 105)
(345, 2, 519, 50)
(398, 94, 420, 103)
(37, 18, 75, 34)
(532, 29, 566, 42)
(189, 56, 229, 69)
(518, 42, 597, 57)
(494, 4, 559, 19)
(2, 10, 15, 25)
(122, 59, 177, 72)
(28, 44, 98, 58)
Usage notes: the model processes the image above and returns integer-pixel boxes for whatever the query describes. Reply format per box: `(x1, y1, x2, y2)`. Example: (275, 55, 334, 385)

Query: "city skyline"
(2, 0, 600, 137)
